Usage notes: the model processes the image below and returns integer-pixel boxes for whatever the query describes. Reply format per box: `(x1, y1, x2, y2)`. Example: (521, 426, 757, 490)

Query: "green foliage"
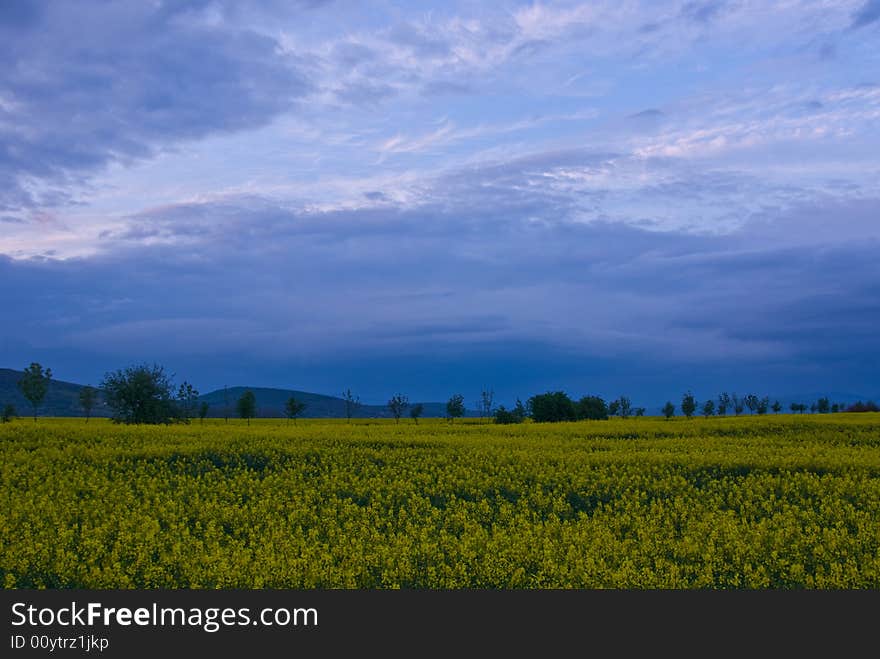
(409, 403, 424, 424)
(78, 386, 97, 422)
(2, 415, 879, 589)
(285, 397, 307, 425)
(237, 390, 257, 425)
(772, 401, 782, 415)
(817, 397, 830, 414)
(388, 394, 408, 423)
(576, 396, 608, 420)
(101, 364, 179, 425)
(702, 399, 715, 418)
(494, 400, 526, 424)
(446, 394, 465, 423)
(681, 392, 697, 419)
(18, 362, 52, 422)
(662, 401, 675, 419)
(1, 404, 15, 423)
(528, 391, 576, 423)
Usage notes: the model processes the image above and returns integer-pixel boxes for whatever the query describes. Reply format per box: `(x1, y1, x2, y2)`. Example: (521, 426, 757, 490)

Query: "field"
(2, 415, 879, 589)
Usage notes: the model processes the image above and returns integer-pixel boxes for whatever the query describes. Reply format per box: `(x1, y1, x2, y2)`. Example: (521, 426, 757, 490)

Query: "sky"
(1, 0, 879, 407)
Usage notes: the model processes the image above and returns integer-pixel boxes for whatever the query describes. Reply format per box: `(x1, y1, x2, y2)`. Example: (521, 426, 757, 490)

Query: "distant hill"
(1, 367, 874, 419)
(0, 368, 109, 418)
(197, 386, 466, 419)
(0, 368, 469, 419)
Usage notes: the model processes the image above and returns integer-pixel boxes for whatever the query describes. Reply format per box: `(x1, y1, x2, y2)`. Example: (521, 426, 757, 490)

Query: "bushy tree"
(615, 396, 633, 419)
(702, 399, 715, 418)
(237, 390, 257, 425)
(681, 391, 696, 419)
(18, 362, 52, 422)
(494, 399, 527, 424)
(101, 364, 179, 425)
(772, 400, 782, 414)
(410, 403, 424, 424)
(717, 392, 731, 416)
(388, 394, 409, 423)
(79, 385, 97, 423)
(608, 399, 620, 417)
(1, 404, 15, 423)
(446, 394, 465, 423)
(756, 396, 769, 415)
(285, 396, 307, 425)
(817, 397, 830, 414)
(634, 407, 646, 417)
(528, 391, 576, 423)
(845, 401, 879, 412)
(662, 401, 675, 419)
(576, 395, 608, 420)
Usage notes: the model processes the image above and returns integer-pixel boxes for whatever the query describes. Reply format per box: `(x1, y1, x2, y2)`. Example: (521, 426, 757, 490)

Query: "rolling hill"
(0, 368, 470, 419)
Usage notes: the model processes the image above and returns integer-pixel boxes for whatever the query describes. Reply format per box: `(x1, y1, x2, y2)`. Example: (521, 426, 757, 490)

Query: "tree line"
(2, 361, 878, 425)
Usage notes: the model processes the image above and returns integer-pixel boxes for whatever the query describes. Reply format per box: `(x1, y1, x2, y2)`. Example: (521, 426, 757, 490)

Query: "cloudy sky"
(2, 0, 879, 406)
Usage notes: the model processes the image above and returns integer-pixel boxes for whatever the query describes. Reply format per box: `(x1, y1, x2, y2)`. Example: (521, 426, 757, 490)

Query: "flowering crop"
(2, 415, 879, 588)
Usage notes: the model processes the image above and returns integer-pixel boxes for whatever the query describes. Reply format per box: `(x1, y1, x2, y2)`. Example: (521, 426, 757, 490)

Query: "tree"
(409, 403, 424, 424)
(18, 362, 52, 422)
(615, 396, 632, 419)
(285, 396, 307, 425)
(198, 401, 210, 424)
(681, 391, 696, 419)
(742, 394, 757, 415)
(342, 388, 361, 423)
(816, 397, 830, 414)
(101, 364, 179, 425)
(790, 402, 806, 414)
(479, 388, 495, 423)
(702, 399, 715, 418)
(662, 401, 675, 419)
(756, 396, 769, 415)
(2, 404, 15, 423)
(388, 394, 408, 423)
(608, 399, 620, 417)
(717, 392, 731, 416)
(576, 395, 608, 420)
(494, 402, 527, 424)
(79, 385, 97, 423)
(237, 390, 256, 425)
(176, 381, 199, 423)
(810, 402, 817, 414)
(772, 400, 782, 414)
(831, 403, 839, 413)
(446, 394, 465, 423)
(528, 391, 576, 423)
(732, 393, 744, 416)
(634, 407, 646, 417)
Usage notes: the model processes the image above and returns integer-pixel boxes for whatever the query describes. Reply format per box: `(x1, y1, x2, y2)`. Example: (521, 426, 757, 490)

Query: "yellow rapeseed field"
(2, 414, 879, 588)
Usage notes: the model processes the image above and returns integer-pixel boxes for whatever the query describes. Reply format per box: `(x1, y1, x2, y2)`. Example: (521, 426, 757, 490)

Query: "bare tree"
(479, 388, 495, 423)
(342, 388, 361, 423)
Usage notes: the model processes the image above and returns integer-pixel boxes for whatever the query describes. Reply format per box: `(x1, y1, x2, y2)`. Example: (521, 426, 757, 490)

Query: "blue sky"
(1, 1, 879, 406)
